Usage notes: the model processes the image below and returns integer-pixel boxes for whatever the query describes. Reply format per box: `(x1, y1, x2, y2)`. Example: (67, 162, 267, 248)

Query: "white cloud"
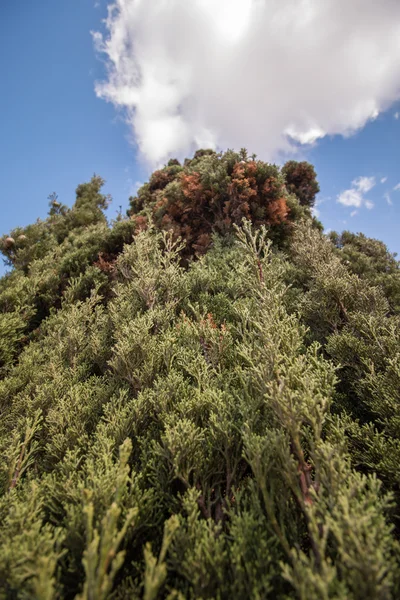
(93, 0, 400, 166)
(284, 126, 326, 145)
(394, 183, 400, 191)
(354, 176, 376, 194)
(384, 192, 392, 205)
(395, 112, 400, 119)
(126, 179, 144, 197)
(350, 210, 358, 217)
(311, 205, 320, 218)
(381, 176, 387, 183)
(311, 195, 328, 219)
(337, 188, 363, 208)
(337, 176, 376, 209)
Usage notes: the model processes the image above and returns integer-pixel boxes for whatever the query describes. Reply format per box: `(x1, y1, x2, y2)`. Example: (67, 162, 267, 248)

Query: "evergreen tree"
(0, 152, 399, 599)
(128, 149, 312, 258)
(329, 230, 400, 313)
(281, 161, 320, 208)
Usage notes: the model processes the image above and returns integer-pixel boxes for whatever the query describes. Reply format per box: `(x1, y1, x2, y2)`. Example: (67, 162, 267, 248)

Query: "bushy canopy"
(281, 161, 320, 208)
(0, 153, 399, 599)
(128, 149, 316, 257)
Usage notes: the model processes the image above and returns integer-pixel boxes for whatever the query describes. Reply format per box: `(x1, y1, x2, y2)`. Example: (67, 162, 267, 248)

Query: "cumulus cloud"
(337, 176, 375, 209)
(93, 0, 400, 166)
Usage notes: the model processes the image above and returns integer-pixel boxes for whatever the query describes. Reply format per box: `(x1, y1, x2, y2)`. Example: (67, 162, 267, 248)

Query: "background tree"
(329, 230, 400, 313)
(281, 160, 320, 207)
(128, 149, 314, 258)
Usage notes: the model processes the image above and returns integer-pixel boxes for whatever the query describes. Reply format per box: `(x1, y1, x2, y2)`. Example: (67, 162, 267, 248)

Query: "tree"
(128, 149, 308, 258)
(0, 154, 399, 598)
(282, 160, 320, 207)
(329, 230, 400, 313)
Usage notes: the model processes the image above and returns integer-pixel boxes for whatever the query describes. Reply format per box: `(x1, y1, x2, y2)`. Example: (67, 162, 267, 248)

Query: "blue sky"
(0, 1, 146, 257)
(1, 1, 399, 276)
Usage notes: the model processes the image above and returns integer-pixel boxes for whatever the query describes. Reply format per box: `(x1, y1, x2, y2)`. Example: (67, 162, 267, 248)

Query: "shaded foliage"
(282, 161, 320, 208)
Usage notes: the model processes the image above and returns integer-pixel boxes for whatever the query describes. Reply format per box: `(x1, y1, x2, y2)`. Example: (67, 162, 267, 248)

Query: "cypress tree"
(0, 152, 399, 599)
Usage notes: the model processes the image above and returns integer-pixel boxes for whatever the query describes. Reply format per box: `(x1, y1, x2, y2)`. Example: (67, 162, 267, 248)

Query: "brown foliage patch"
(148, 169, 175, 192)
(181, 172, 203, 198)
(94, 252, 117, 279)
(266, 198, 289, 225)
(129, 154, 293, 259)
(131, 215, 148, 233)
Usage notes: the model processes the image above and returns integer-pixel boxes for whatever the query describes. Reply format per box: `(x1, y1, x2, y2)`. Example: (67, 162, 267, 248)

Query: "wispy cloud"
(337, 176, 376, 209)
(312, 205, 320, 218)
(394, 183, 400, 191)
(355, 176, 376, 194)
(93, 0, 400, 166)
(126, 179, 144, 197)
(381, 176, 387, 184)
(384, 192, 392, 205)
(350, 210, 358, 217)
(311, 195, 329, 219)
(395, 112, 400, 120)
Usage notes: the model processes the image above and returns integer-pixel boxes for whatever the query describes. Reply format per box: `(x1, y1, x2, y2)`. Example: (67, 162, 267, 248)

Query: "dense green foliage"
(0, 151, 399, 599)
